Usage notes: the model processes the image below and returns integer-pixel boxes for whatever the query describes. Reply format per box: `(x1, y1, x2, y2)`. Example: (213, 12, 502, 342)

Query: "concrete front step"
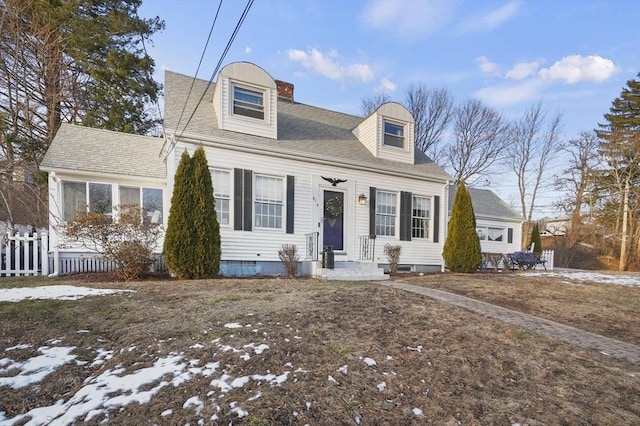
(300, 261, 389, 281)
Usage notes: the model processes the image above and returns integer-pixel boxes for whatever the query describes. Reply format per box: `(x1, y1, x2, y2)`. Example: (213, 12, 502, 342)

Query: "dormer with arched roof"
(352, 102, 415, 164)
(212, 62, 277, 139)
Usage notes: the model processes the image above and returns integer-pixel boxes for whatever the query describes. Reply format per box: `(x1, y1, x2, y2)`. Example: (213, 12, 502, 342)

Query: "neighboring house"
(41, 61, 518, 277)
(539, 217, 570, 237)
(448, 186, 524, 253)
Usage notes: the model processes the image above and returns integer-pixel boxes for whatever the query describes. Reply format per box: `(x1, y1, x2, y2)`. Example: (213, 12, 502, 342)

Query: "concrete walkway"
(378, 281, 640, 366)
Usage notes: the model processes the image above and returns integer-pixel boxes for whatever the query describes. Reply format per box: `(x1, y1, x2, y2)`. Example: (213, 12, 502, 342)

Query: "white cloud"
(506, 61, 540, 80)
(244, 46, 252, 54)
(287, 48, 374, 83)
(459, 0, 521, 33)
(538, 55, 617, 84)
(375, 78, 397, 94)
(473, 79, 545, 106)
(360, 0, 456, 39)
(476, 56, 500, 74)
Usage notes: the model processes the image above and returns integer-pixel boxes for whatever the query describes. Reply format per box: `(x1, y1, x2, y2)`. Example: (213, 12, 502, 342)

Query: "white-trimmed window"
(412, 195, 430, 239)
(212, 169, 231, 226)
(233, 85, 264, 120)
(375, 190, 397, 236)
(119, 186, 163, 223)
(62, 181, 112, 221)
(383, 120, 404, 148)
(477, 226, 505, 242)
(254, 174, 283, 229)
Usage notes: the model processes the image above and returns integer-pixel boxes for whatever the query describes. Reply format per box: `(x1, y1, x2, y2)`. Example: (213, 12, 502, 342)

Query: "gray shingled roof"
(164, 70, 451, 180)
(449, 185, 523, 221)
(41, 123, 166, 179)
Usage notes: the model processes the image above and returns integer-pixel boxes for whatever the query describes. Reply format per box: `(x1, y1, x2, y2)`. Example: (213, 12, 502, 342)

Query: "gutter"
(167, 131, 451, 185)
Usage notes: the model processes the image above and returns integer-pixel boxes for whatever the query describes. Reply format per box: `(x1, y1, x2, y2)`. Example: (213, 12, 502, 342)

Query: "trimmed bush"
(442, 182, 482, 273)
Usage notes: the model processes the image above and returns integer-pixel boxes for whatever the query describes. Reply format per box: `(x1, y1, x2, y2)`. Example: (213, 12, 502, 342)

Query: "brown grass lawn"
(1, 273, 639, 425)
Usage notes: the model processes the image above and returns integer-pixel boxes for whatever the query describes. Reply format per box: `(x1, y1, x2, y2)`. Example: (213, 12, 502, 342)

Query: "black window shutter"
(243, 169, 253, 231)
(369, 187, 376, 236)
(400, 191, 412, 241)
(233, 168, 243, 230)
(508, 227, 513, 244)
(433, 196, 440, 243)
(286, 175, 294, 234)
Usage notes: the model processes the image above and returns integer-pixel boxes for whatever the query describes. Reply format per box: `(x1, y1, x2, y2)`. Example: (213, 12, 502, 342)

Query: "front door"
(323, 190, 344, 251)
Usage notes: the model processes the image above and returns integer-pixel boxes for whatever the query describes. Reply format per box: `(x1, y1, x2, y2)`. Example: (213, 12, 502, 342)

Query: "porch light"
(358, 193, 367, 205)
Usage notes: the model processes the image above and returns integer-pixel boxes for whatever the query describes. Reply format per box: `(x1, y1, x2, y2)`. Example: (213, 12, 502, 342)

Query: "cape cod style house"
(40, 62, 520, 278)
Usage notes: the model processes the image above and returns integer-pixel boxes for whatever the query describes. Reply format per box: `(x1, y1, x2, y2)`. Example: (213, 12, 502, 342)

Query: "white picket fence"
(0, 232, 49, 277)
(540, 250, 554, 270)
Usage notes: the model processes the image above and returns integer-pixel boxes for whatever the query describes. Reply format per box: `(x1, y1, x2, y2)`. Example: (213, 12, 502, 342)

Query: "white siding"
(352, 113, 378, 157)
(171, 141, 448, 268)
(476, 218, 522, 254)
(213, 62, 277, 139)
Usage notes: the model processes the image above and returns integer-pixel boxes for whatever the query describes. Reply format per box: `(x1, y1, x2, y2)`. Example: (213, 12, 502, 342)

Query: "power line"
(165, 0, 254, 157)
(159, 0, 224, 156)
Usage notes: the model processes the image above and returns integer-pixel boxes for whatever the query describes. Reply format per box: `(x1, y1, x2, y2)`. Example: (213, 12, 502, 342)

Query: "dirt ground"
(1, 274, 639, 425)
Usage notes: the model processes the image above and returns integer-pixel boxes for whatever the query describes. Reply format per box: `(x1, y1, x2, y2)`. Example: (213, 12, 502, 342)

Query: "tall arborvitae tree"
(443, 182, 482, 273)
(164, 151, 195, 279)
(529, 223, 542, 254)
(191, 147, 220, 278)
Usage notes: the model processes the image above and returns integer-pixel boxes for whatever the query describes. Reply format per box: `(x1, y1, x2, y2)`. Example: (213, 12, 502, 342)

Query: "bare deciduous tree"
(361, 85, 453, 163)
(405, 85, 453, 163)
(507, 101, 564, 242)
(443, 98, 508, 186)
(360, 93, 391, 116)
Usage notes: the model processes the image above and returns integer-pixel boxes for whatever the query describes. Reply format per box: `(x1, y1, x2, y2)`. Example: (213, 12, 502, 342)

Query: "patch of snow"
(190, 343, 204, 349)
(229, 401, 248, 418)
(0, 286, 134, 302)
(160, 409, 173, 417)
(386, 355, 393, 361)
(183, 396, 204, 415)
(5, 344, 31, 351)
(0, 346, 77, 389)
(328, 375, 340, 385)
(90, 348, 114, 368)
(412, 407, 424, 416)
(363, 357, 377, 367)
(338, 364, 348, 376)
(407, 345, 423, 353)
(377, 382, 386, 392)
(247, 391, 262, 401)
(528, 271, 640, 287)
(244, 343, 269, 354)
(223, 323, 243, 329)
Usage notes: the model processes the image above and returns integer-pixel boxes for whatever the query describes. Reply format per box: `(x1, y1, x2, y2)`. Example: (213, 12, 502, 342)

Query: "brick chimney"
(275, 80, 294, 101)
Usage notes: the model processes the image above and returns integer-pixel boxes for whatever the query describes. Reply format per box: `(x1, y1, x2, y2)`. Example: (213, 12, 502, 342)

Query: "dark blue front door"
(323, 190, 344, 251)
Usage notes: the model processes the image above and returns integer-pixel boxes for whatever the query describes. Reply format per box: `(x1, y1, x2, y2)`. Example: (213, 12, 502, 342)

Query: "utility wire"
(165, 0, 254, 157)
(164, 0, 223, 154)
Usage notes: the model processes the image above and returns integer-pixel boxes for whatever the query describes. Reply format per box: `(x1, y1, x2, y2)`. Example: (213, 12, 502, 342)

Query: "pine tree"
(191, 146, 220, 278)
(164, 150, 195, 279)
(595, 73, 640, 270)
(442, 182, 482, 273)
(529, 223, 542, 254)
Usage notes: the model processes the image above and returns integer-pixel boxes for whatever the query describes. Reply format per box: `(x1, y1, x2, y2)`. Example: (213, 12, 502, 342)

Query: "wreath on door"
(325, 196, 344, 218)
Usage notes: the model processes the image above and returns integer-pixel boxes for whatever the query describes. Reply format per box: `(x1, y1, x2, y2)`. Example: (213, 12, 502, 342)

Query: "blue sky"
(139, 0, 640, 218)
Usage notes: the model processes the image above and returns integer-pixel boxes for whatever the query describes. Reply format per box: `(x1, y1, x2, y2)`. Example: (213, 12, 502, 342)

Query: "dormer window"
(383, 121, 404, 148)
(233, 86, 264, 119)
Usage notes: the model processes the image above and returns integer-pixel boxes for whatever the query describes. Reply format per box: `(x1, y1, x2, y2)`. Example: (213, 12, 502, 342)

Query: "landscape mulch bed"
(1, 275, 639, 424)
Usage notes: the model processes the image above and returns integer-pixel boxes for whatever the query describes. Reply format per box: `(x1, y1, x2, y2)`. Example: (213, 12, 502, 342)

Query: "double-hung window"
(212, 169, 231, 225)
(119, 186, 163, 223)
(375, 190, 397, 236)
(254, 174, 283, 229)
(233, 86, 264, 120)
(412, 195, 430, 239)
(383, 121, 404, 148)
(62, 181, 113, 221)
